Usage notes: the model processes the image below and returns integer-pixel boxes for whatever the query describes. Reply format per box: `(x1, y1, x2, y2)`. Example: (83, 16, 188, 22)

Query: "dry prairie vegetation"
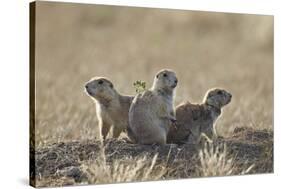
(32, 1, 273, 187)
(33, 127, 273, 187)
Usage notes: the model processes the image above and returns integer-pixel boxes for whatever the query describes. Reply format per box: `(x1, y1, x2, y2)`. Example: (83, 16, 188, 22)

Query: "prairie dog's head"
(203, 88, 232, 108)
(152, 69, 178, 92)
(85, 77, 117, 101)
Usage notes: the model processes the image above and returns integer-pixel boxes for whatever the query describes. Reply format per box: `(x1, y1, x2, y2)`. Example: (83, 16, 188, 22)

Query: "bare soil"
(32, 127, 273, 187)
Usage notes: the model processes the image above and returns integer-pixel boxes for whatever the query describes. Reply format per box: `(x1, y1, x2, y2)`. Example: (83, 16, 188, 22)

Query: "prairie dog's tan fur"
(128, 69, 178, 145)
(167, 88, 232, 144)
(85, 77, 133, 140)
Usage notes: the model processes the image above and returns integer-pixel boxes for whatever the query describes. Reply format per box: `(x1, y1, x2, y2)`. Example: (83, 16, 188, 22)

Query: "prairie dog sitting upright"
(128, 69, 178, 145)
(167, 88, 232, 144)
(85, 77, 133, 140)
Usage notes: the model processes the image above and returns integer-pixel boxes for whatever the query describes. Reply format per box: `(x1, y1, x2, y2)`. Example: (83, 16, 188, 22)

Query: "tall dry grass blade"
(198, 142, 254, 177)
(81, 144, 167, 184)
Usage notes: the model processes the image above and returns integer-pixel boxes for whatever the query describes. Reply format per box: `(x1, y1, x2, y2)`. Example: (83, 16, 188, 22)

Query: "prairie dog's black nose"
(174, 79, 178, 84)
(85, 84, 89, 89)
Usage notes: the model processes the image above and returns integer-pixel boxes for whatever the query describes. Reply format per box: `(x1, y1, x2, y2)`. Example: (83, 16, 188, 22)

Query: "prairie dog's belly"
(108, 108, 128, 128)
(98, 103, 128, 128)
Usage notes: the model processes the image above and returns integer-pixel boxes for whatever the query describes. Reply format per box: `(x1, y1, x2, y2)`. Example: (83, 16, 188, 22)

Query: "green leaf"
(133, 80, 146, 94)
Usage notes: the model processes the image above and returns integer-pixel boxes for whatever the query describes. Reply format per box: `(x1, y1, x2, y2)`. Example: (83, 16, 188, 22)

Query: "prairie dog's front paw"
(170, 117, 176, 123)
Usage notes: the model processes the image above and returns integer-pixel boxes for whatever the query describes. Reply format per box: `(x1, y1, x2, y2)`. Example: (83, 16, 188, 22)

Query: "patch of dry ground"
(32, 127, 273, 187)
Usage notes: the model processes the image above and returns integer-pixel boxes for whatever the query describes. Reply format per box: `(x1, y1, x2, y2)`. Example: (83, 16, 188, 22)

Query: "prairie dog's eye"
(98, 80, 103, 85)
(163, 73, 167, 77)
(217, 91, 223, 95)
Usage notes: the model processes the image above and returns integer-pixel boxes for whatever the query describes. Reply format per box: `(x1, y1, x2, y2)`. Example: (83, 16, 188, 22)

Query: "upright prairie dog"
(85, 77, 134, 140)
(167, 88, 232, 144)
(128, 69, 178, 145)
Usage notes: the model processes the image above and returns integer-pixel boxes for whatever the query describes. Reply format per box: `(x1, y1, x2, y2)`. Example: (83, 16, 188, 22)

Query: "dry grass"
(34, 2, 273, 146)
(33, 128, 273, 187)
(81, 150, 166, 184)
(32, 1, 273, 187)
(197, 143, 254, 177)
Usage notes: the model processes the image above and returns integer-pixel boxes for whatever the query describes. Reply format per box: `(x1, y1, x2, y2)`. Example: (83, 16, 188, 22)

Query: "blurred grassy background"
(34, 1, 273, 146)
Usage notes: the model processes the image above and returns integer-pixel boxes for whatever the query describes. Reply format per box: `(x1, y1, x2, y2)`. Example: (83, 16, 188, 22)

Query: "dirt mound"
(31, 127, 273, 187)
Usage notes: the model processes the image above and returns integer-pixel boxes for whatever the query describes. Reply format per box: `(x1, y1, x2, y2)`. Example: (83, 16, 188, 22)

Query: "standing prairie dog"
(128, 69, 178, 145)
(85, 77, 134, 140)
(167, 88, 232, 144)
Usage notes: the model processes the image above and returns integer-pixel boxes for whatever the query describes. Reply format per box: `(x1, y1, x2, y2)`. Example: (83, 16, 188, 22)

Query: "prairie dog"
(128, 69, 178, 145)
(167, 88, 232, 144)
(85, 77, 133, 140)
